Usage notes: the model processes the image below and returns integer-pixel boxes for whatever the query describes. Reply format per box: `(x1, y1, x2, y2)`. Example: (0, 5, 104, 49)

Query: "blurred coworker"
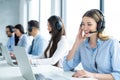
(28, 20, 47, 56)
(31, 15, 68, 68)
(6, 25, 15, 53)
(14, 24, 30, 53)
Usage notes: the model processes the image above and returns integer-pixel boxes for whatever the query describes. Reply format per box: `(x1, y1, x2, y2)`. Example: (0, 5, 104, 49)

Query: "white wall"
(0, 0, 19, 45)
(19, 0, 27, 32)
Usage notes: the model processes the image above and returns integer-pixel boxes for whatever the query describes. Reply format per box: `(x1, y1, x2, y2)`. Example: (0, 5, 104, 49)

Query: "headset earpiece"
(28, 26, 32, 32)
(10, 27, 14, 33)
(55, 21, 62, 31)
(95, 9, 105, 32)
(7, 25, 14, 33)
(97, 20, 105, 32)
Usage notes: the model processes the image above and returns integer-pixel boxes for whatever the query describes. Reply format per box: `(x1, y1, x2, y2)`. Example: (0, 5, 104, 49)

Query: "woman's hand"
(10, 53, 16, 59)
(75, 27, 86, 44)
(72, 70, 95, 78)
(66, 26, 86, 61)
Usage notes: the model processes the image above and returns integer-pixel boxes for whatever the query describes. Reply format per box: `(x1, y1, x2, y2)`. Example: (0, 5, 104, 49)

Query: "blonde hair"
(98, 32, 109, 41)
(83, 9, 110, 41)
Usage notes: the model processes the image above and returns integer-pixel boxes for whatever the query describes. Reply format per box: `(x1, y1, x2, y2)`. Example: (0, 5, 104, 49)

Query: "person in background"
(14, 24, 30, 53)
(30, 15, 68, 68)
(10, 24, 30, 60)
(28, 20, 47, 57)
(63, 9, 120, 80)
(6, 25, 15, 54)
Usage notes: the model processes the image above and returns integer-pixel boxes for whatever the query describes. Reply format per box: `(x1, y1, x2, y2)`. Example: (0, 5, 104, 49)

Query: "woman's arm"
(94, 73, 114, 80)
(67, 27, 85, 61)
(31, 37, 68, 66)
(63, 27, 85, 71)
(67, 39, 83, 61)
(72, 39, 120, 80)
(72, 70, 114, 80)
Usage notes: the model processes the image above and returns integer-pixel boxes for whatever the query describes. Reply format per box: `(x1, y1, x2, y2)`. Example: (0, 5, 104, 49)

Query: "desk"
(0, 60, 97, 80)
(0, 61, 25, 80)
(32, 66, 97, 80)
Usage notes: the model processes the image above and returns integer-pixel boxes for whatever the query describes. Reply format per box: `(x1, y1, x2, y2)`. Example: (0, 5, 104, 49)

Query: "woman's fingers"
(72, 70, 87, 78)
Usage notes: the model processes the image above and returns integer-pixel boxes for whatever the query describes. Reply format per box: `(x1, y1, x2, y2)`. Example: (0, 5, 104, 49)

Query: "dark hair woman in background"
(31, 15, 68, 68)
(14, 24, 29, 53)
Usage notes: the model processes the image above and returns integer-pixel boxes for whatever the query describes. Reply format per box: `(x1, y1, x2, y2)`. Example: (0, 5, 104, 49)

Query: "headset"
(28, 26, 33, 32)
(80, 9, 105, 34)
(95, 9, 105, 32)
(55, 16, 62, 31)
(49, 16, 62, 34)
(55, 20, 62, 31)
(10, 26, 14, 33)
(27, 26, 33, 36)
(6, 25, 14, 33)
(28, 20, 39, 33)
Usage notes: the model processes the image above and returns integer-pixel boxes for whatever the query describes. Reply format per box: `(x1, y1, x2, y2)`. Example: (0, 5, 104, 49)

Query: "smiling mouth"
(84, 32, 89, 34)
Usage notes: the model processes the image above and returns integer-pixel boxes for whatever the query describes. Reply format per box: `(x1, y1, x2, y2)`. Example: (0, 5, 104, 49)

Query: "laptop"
(0, 46, 16, 66)
(0, 43, 5, 60)
(0, 43, 2, 56)
(14, 46, 97, 80)
(14, 46, 52, 80)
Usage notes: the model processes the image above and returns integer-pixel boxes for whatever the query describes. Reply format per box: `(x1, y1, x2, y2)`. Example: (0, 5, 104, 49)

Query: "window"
(28, 0, 39, 21)
(40, 0, 51, 40)
(28, 0, 51, 40)
(66, 0, 99, 48)
(105, 0, 120, 40)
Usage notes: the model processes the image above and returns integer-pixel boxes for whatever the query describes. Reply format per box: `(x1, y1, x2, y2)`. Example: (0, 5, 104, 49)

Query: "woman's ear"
(50, 27, 52, 32)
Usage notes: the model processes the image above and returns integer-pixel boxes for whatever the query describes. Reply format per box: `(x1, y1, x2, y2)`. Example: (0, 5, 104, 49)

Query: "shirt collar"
(33, 32, 40, 39)
(19, 34, 24, 40)
(84, 38, 103, 48)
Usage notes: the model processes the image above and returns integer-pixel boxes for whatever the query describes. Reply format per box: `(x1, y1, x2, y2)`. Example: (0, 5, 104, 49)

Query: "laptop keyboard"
(35, 73, 52, 80)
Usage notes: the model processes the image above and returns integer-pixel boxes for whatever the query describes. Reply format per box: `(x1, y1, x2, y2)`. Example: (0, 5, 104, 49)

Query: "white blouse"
(31, 36, 68, 68)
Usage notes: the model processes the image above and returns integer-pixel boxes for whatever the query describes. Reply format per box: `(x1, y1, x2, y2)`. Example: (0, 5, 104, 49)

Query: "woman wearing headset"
(31, 15, 68, 68)
(63, 9, 120, 80)
(14, 24, 30, 53)
(10, 24, 30, 59)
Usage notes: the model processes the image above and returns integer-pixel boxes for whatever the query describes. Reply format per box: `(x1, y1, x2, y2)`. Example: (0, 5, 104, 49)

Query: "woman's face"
(81, 16, 97, 37)
(14, 28, 21, 37)
(47, 22, 52, 33)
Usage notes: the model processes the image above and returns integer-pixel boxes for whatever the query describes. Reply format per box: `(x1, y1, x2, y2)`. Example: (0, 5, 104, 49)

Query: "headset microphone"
(89, 31, 98, 34)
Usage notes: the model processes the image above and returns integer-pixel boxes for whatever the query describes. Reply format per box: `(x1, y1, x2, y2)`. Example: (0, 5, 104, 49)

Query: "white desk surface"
(0, 60, 97, 80)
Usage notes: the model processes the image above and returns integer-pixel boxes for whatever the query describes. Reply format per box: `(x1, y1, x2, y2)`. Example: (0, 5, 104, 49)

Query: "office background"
(0, 0, 120, 48)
